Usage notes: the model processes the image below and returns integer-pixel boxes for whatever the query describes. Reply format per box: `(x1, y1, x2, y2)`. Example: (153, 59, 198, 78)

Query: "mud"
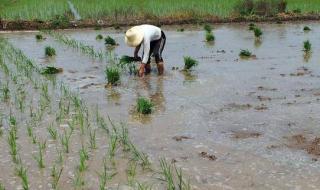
(2, 21, 320, 189)
(285, 135, 320, 156)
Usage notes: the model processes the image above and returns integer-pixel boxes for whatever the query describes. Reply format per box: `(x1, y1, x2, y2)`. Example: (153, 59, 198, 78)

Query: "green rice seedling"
(55, 148, 64, 164)
(33, 141, 46, 169)
(304, 40, 311, 52)
(35, 34, 44, 40)
(203, 24, 212, 33)
(60, 129, 72, 153)
(303, 26, 311, 31)
(249, 23, 255, 30)
(175, 165, 191, 190)
(205, 32, 215, 42)
(183, 56, 198, 70)
(105, 36, 117, 46)
(177, 28, 185, 32)
(253, 27, 263, 38)
(239, 49, 252, 57)
(0, 182, 5, 190)
(119, 124, 130, 151)
(136, 97, 153, 114)
(48, 123, 58, 140)
(137, 182, 153, 190)
(108, 133, 118, 159)
(88, 129, 97, 149)
(45, 46, 56, 57)
(78, 145, 89, 172)
(51, 165, 63, 189)
(159, 158, 175, 190)
(73, 171, 85, 188)
(97, 158, 117, 190)
(127, 161, 137, 186)
(129, 142, 150, 170)
(1, 81, 10, 101)
(8, 126, 18, 162)
(15, 164, 29, 190)
(94, 26, 102, 30)
(41, 66, 63, 75)
(96, 34, 103, 40)
(105, 66, 120, 86)
(96, 109, 109, 133)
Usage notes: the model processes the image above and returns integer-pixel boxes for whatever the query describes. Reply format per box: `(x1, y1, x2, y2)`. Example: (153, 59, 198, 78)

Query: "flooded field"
(1, 21, 320, 189)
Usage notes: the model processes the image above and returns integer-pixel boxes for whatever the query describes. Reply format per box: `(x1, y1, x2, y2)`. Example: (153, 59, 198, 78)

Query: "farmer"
(125, 24, 166, 77)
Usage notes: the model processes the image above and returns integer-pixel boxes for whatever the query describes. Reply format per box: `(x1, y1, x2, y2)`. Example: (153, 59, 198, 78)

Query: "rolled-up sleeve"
(142, 38, 150, 64)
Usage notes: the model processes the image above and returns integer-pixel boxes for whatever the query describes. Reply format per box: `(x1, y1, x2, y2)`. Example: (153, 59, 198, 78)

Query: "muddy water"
(2, 21, 320, 189)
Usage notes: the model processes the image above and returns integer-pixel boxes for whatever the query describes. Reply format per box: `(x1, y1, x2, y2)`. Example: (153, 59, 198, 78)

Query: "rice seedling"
(97, 158, 117, 190)
(73, 171, 85, 188)
(47, 123, 58, 140)
(136, 97, 153, 115)
(15, 164, 29, 190)
(0, 81, 10, 101)
(205, 32, 215, 42)
(88, 128, 97, 149)
(55, 148, 64, 164)
(96, 34, 103, 40)
(159, 158, 190, 190)
(41, 66, 63, 75)
(45, 46, 56, 57)
(177, 28, 185, 32)
(51, 165, 63, 189)
(108, 133, 118, 159)
(303, 26, 311, 31)
(35, 34, 44, 40)
(203, 24, 212, 33)
(239, 49, 252, 57)
(253, 27, 263, 38)
(104, 36, 117, 46)
(43, 30, 103, 59)
(137, 182, 153, 190)
(77, 145, 89, 172)
(127, 161, 137, 186)
(249, 23, 255, 30)
(60, 129, 72, 153)
(96, 111, 109, 133)
(105, 66, 120, 86)
(33, 141, 46, 168)
(303, 40, 311, 52)
(0, 182, 5, 190)
(183, 56, 198, 70)
(8, 126, 18, 162)
(51, 14, 70, 29)
(119, 124, 130, 151)
(129, 142, 150, 170)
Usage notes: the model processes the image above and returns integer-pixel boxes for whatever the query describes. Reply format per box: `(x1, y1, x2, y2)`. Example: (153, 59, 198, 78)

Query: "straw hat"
(125, 26, 144, 47)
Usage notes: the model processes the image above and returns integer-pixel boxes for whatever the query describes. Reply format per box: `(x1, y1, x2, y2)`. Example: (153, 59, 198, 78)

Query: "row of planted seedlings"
(0, 36, 191, 190)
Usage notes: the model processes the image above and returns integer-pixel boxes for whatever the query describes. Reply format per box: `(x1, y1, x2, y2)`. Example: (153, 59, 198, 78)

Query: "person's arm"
(134, 43, 141, 59)
(141, 39, 150, 64)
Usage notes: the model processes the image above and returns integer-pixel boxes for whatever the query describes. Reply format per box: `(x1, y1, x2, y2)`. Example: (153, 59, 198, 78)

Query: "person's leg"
(155, 31, 166, 75)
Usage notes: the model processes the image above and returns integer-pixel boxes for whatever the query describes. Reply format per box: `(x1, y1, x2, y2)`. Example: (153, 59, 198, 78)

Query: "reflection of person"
(125, 24, 166, 77)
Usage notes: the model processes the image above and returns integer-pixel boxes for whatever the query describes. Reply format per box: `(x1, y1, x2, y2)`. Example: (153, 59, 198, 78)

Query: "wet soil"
(2, 21, 320, 189)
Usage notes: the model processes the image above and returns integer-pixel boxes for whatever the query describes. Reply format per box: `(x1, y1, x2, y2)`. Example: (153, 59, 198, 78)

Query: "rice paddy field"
(0, 0, 320, 21)
(1, 20, 320, 189)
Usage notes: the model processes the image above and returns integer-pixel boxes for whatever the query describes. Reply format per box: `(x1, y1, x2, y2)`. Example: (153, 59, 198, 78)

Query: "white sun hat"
(125, 26, 144, 47)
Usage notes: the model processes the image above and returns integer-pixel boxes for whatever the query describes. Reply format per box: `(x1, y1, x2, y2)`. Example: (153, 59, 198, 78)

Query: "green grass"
(2, 0, 320, 21)
(136, 97, 153, 115)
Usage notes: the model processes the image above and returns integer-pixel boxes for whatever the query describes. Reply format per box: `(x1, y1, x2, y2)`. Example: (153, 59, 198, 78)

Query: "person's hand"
(133, 56, 142, 62)
(138, 63, 145, 77)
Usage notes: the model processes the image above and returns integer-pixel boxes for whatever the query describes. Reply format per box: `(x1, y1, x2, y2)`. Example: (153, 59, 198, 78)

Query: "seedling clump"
(136, 97, 153, 114)
(96, 34, 103, 40)
(304, 40, 311, 52)
(206, 32, 215, 42)
(303, 26, 311, 31)
(41, 66, 63, 75)
(45, 46, 56, 57)
(249, 23, 256, 30)
(203, 24, 212, 33)
(35, 34, 44, 40)
(253, 27, 263, 38)
(177, 28, 185, 32)
(105, 36, 117, 46)
(183, 56, 198, 70)
(105, 66, 120, 86)
(239, 49, 252, 57)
